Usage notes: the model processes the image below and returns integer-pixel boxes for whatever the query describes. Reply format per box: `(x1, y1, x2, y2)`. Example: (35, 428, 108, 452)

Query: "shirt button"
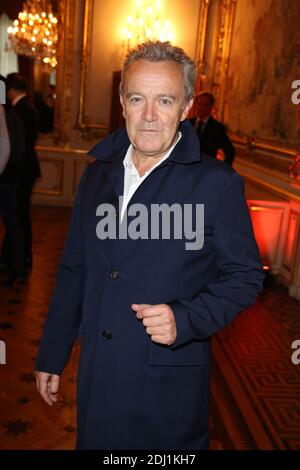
(110, 269, 120, 280)
(102, 330, 112, 340)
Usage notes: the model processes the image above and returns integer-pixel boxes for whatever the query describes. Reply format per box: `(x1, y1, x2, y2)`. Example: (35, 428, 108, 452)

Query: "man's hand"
(132, 303, 177, 346)
(35, 371, 60, 406)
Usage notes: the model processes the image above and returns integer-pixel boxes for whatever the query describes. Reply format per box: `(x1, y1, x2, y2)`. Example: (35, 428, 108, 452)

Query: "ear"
(120, 94, 126, 119)
(180, 98, 194, 121)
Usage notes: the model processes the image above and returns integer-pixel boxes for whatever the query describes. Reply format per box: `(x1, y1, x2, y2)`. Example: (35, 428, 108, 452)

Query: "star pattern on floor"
(4, 420, 33, 436)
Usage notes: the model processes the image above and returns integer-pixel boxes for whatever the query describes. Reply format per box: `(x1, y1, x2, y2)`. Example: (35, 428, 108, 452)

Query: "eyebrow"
(126, 92, 177, 100)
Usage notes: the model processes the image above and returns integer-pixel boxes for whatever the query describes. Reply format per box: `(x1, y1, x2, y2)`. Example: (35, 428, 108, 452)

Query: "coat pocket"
(148, 339, 209, 366)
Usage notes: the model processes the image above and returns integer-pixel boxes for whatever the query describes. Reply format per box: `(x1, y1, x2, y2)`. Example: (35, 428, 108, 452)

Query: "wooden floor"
(0, 206, 299, 450)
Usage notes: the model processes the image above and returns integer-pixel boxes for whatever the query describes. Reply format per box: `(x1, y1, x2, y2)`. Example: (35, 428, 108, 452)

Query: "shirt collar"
(196, 114, 210, 126)
(12, 93, 27, 106)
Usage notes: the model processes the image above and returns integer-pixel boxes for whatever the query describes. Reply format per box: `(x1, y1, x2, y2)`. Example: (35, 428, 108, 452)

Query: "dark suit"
(36, 120, 264, 449)
(13, 96, 40, 262)
(190, 116, 235, 165)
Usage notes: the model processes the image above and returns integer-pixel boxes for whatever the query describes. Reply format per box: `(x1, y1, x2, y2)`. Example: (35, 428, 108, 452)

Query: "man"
(0, 78, 26, 284)
(190, 92, 235, 165)
(6, 73, 40, 268)
(36, 41, 264, 450)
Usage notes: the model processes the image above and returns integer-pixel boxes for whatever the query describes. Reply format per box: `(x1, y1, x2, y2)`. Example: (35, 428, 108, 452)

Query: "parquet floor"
(0, 206, 299, 450)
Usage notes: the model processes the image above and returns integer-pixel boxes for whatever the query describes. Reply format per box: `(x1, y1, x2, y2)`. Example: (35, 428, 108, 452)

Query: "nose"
(142, 101, 157, 122)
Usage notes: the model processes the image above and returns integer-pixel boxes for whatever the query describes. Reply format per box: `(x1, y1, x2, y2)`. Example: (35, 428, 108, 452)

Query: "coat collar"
(88, 119, 202, 165)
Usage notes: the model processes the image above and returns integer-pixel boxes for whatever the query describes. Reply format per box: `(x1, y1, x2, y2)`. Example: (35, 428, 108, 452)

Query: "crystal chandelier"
(121, 0, 174, 51)
(7, 0, 58, 68)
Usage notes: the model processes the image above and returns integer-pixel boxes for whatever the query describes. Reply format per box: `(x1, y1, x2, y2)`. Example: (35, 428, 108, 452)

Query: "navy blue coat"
(36, 120, 264, 450)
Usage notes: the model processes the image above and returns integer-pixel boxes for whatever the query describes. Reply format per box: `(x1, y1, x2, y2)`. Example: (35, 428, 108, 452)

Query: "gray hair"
(119, 41, 196, 104)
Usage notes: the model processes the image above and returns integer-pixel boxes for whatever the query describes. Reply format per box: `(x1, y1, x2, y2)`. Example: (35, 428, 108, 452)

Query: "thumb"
(49, 374, 60, 394)
(131, 303, 151, 311)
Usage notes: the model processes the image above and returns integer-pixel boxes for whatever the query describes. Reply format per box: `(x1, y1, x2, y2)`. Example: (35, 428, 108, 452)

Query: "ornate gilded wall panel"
(54, 0, 77, 144)
(194, 0, 299, 177)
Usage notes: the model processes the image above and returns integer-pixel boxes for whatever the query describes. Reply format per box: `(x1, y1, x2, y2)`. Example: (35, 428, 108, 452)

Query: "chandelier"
(7, 0, 58, 68)
(121, 0, 174, 51)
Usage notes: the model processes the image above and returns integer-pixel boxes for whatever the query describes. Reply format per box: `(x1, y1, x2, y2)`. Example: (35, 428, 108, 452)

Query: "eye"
(129, 96, 142, 103)
(159, 98, 172, 106)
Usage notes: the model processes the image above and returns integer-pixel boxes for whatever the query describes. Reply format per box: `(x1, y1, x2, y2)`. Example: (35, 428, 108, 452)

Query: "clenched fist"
(132, 303, 177, 346)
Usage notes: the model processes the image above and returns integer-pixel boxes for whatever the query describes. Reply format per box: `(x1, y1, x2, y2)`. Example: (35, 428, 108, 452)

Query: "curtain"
(0, 13, 18, 77)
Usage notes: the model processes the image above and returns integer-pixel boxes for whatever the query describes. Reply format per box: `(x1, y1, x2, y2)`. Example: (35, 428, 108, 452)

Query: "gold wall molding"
(36, 145, 87, 155)
(194, 0, 300, 169)
(241, 173, 300, 204)
(76, 0, 109, 133)
(194, 0, 211, 91)
(54, 0, 77, 144)
(195, 0, 237, 117)
(34, 158, 64, 196)
(213, 0, 237, 120)
(231, 133, 300, 188)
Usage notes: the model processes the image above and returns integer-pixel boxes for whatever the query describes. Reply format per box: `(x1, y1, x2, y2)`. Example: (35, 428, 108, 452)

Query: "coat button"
(110, 269, 120, 280)
(102, 330, 112, 340)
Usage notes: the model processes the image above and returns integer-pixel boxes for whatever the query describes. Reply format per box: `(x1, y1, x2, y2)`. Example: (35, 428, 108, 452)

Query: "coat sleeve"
(35, 168, 88, 375)
(169, 171, 264, 349)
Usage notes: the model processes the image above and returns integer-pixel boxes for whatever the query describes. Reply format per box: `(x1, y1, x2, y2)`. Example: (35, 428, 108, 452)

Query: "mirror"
(33, 61, 56, 136)
(0, 0, 58, 137)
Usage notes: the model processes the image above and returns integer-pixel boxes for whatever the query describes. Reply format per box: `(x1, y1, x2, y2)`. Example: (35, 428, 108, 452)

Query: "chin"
(135, 139, 162, 154)
(137, 147, 162, 156)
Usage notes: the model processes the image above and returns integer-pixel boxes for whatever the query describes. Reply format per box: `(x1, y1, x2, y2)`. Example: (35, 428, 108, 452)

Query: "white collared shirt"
(121, 132, 182, 221)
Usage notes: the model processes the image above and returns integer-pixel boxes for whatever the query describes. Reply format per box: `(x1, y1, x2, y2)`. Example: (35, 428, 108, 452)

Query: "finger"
(131, 303, 151, 312)
(39, 373, 49, 396)
(142, 315, 168, 327)
(49, 374, 60, 394)
(146, 326, 166, 336)
(136, 305, 164, 319)
(47, 383, 58, 401)
(151, 335, 166, 344)
(132, 304, 153, 319)
(41, 382, 54, 406)
(37, 372, 57, 406)
(48, 375, 60, 402)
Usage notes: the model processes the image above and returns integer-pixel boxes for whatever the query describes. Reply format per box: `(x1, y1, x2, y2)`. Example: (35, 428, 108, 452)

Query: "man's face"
(196, 95, 212, 120)
(120, 60, 193, 160)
